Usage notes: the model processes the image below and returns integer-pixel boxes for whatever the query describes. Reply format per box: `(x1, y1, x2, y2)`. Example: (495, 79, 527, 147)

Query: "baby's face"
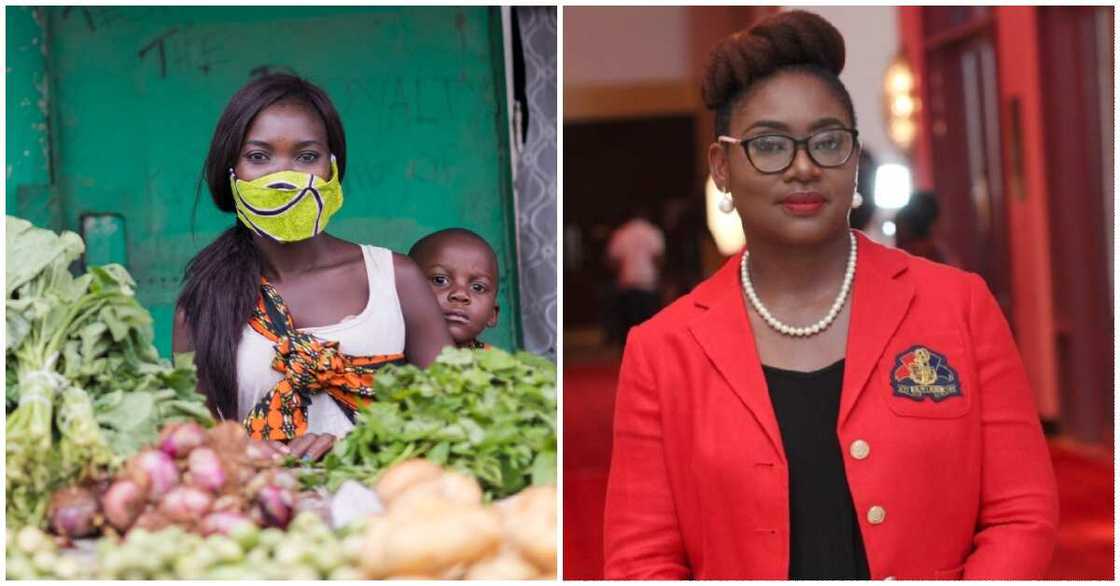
(419, 240, 499, 345)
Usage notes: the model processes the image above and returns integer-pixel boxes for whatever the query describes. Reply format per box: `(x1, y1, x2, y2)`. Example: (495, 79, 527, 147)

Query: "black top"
(761, 359, 871, 580)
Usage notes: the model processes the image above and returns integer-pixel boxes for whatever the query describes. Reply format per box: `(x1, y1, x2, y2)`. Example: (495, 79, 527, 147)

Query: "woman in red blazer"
(603, 11, 1058, 580)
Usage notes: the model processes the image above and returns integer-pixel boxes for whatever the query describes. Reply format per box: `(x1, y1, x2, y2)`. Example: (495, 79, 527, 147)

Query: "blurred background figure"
(563, 5, 1113, 581)
(893, 190, 957, 265)
(661, 194, 706, 301)
(604, 206, 665, 345)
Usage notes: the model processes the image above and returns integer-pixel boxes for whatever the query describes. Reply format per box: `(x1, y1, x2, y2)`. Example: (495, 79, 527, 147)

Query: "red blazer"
(603, 232, 1058, 580)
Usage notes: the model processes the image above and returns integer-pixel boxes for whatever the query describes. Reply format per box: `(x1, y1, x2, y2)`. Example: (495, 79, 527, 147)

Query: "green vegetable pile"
(5, 216, 212, 528)
(305, 347, 556, 500)
(6, 512, 366, 580)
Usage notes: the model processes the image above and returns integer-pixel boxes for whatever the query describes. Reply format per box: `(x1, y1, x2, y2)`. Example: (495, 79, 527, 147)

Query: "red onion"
(101, 479, 146, 532)
(159, 421, 207, 459)
(199, 511, 253, 536)
(127, 450, 180, 500)
(48, 487, 101, 538)
(206, 421, 249, 454)
(236, 465, 257, 486)
(211, 494, 247, 513)
(158, 420, 184, 440)
(159, 486, 214, 524)
(246, 471, 270, 495)
(132, 509, 172, 532)
(186, 447, 226, 493)
(247, 468, 298, 496)
(294, 491, 333, 525)
(271, 469, 298, 490)
(252, 485, 294, 529)
(91, 476, 113, 500)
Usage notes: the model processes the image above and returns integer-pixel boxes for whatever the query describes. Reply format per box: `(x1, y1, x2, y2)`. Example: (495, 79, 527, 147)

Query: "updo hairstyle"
(701, 10, 857, 137)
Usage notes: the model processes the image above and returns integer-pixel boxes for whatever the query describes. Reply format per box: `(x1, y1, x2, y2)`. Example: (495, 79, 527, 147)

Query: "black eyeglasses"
(718, 128, 860, 174)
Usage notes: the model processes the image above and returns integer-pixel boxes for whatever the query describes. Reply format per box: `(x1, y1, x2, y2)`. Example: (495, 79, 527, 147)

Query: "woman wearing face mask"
(602, 11, 1057, 580)
(173, 74, 452, 462)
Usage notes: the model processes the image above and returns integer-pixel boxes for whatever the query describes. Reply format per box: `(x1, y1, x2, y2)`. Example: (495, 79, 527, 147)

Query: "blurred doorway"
(922, 7, 1014, 321)
(1039, 6, 1114, 444)
(563, 116, 699, 336)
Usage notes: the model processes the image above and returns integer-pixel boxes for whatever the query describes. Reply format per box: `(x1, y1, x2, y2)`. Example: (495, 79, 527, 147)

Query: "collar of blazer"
(687, 230, 915, 462)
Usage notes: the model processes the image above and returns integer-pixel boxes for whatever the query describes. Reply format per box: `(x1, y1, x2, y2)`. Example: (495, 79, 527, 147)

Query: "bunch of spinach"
(5, 216, 212, 527)
(305, 347, 557, 500)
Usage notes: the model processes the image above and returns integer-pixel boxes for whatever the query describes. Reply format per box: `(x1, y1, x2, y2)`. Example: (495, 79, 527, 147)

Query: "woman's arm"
(393, 253, 453, 368)
(173, 308, 225, 419)
(603, 326, 690, 579)
(962, 274, 1059, 579)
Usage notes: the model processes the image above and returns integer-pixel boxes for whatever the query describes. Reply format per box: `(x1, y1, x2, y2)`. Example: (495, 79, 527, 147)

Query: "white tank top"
(234, 245, 406, 437)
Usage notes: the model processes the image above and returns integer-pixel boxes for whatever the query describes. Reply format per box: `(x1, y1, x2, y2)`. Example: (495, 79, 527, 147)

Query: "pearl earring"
(718, 189, 735, 214)
(851, 192, 864, 208)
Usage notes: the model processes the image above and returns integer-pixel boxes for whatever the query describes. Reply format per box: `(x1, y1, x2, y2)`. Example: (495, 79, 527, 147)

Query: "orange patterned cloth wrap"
(242, 278, 405, 441)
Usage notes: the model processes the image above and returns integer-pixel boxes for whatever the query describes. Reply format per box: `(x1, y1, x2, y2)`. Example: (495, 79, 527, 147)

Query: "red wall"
(897, 8, 934, 192)
(992, 6, 1060, 420)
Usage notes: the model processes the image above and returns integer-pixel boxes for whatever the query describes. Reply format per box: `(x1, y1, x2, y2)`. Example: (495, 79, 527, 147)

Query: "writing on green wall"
(6, 6, 520, 355)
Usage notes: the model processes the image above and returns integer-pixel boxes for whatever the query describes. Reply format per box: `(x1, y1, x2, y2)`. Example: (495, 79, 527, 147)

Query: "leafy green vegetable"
(5, 216, 212, 528)
(305, 347, 556, 500)
(5, 367, 66, 525)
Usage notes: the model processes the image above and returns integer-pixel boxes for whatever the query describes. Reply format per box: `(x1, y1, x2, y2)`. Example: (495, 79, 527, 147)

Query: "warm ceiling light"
(883, 53, 919, 153)
(889, 119, 916, 149)
(891, 95, 915, 118)
(886, 65, 914, 95)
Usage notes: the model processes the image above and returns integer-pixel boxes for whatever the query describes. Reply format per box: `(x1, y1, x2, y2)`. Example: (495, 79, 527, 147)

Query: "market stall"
(5, 217, 558, 580)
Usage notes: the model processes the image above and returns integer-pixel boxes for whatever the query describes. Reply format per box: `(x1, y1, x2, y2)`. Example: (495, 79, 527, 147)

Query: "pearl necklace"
(740, 231, 857, 337)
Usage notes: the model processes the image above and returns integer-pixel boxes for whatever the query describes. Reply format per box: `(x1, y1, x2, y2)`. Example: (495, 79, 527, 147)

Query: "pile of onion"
(47, 421, 312, 540)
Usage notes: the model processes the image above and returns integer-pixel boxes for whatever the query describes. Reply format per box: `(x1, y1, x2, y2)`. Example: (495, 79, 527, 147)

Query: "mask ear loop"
(325, 154, 338, 183)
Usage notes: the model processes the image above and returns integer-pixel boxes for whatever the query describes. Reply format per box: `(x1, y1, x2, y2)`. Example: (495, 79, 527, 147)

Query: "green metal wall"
(6, 6, 520, 355)
(6, 8, 54, 228)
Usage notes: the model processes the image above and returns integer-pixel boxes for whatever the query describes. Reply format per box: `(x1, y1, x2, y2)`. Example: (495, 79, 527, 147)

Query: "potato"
(465, 544, 540, 580)
(501, 485, 557, 573)
(364, 464, 552, 579)
(509, 485, 556, 517)
(374, 459, 444, 503)
(359, 517, 393, 579)
(381, 506, 502, 575)
(439, 562, 469, 580)
(389, 470, 482, 513)
(386, 491, 457, 520)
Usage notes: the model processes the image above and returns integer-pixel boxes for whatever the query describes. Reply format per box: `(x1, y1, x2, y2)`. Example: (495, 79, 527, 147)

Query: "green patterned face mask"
(230, 155, 343, 242)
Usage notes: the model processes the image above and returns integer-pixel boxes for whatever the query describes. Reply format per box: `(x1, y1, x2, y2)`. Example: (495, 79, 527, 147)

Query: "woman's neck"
(253, 233, 334, 281)
(745, 228, 853, 300)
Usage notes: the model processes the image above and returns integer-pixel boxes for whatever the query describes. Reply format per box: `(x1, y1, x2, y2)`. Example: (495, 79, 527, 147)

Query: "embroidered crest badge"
(890, 345, 963, 402)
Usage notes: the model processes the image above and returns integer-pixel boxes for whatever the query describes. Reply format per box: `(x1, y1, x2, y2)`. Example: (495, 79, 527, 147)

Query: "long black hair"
(176, 73, 348, 419)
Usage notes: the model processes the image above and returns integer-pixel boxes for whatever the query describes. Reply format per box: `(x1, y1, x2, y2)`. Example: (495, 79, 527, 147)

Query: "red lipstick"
(780, 192, 826, 216)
